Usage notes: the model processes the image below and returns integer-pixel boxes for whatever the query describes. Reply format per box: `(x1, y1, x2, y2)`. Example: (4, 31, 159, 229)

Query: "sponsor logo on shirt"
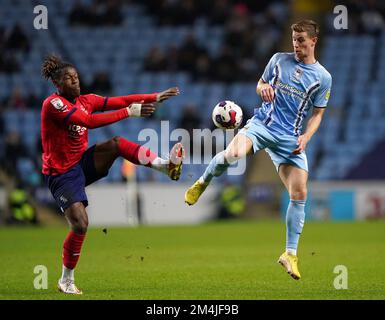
(50, 98, 69, 112)
(68, 124, 87, 137)
(275, 80, 307, 100)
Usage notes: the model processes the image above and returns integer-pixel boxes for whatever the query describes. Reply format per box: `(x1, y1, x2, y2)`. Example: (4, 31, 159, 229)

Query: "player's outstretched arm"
(101, 87, 180, 112)
(292, 107, 325, 154)
(63, 102, 156, 129)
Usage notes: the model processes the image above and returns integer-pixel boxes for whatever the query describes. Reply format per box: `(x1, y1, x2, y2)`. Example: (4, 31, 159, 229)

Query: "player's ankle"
(286, 248, 297, 256)
(150, 157, 169, 174)
(61, 265, 75, 282)
(60, 277, 73, 284)
(198, 177, 209, 185)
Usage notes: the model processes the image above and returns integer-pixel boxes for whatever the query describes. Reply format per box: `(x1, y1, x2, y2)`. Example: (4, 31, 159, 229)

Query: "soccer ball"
(212, 101, 243, 129)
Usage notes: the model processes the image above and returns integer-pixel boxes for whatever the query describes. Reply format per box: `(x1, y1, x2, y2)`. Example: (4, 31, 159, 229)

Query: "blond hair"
(291, 20, 319, 38)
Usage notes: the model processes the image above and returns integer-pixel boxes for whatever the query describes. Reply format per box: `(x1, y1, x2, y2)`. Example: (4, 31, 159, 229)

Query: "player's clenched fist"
(157, 87, 180, 102)
(260, 84, 275, 103)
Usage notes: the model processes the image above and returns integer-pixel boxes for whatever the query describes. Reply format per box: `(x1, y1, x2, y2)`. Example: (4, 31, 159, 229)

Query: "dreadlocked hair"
(41, 54, 74, 82)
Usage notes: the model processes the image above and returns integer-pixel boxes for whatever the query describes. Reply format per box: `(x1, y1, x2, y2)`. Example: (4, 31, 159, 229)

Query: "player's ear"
(312, 36, 318, 47)
(52, 79, 62, 91)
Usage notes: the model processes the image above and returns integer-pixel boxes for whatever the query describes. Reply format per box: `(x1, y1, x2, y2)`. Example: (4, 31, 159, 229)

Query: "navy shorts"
(44, 145, 108, 213)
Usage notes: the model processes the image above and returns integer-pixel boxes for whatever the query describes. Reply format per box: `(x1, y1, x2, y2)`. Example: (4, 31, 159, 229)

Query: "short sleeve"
(261, 53, 280, 83)
(314, 73, 332, 108)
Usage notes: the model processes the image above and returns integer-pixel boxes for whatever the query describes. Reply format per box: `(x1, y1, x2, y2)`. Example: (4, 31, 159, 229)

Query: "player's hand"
(157, 87, 180, 102)
(140, 102, 156, 117)
(260, 84, 275, 103)
(127, 101, 156, 117)
(292, 134, 309, 154)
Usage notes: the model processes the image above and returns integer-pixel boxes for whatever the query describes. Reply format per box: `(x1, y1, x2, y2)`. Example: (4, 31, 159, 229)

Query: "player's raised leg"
(93, 137, 184, 181)
(58, 202, 88, 294)
(277, 164, 308, 280)
(185, 133, 253, 205)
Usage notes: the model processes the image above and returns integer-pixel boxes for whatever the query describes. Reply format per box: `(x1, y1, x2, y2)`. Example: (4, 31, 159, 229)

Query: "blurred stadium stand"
(1, 0, 385, 193)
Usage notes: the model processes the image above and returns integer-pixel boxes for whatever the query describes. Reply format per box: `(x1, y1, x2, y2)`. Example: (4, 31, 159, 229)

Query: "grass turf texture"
(0, 220, 384, 300)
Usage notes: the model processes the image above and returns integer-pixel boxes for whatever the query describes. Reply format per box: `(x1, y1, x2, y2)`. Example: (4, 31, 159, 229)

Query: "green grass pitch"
(0, 220, 384, 300)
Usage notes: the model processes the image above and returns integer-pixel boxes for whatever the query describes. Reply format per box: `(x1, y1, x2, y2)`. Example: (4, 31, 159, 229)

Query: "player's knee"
(106, 136, 121, 155)
(111, 136, 120, 148)
(72, 216, 88, 234)
(224, 149, 239, 163)
(67, 203, 89, 234)
(290, 188, 307, 201)
(112, 136, 120, 144)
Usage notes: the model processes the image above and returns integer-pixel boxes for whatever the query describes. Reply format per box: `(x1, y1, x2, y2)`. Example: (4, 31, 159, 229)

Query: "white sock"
(150, 157, 169, 174)
(198, 176, 207, 184)
(61, 265, 74, 282)
(286, 248, 297, 256)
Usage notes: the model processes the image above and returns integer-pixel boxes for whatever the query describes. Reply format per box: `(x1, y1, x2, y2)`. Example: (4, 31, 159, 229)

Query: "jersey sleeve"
(261, 53, 280, 83)
(44, 97, 74, 122)
(313, 73, 332, 108)
(82, 94, 108, 113)
(84, 93, 158, 112)
(103, 93, 158, 111)
(44, 96, 129, 129)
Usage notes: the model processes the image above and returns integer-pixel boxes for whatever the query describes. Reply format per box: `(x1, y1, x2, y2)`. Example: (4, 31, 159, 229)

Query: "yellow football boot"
(184, 179, 208, 206)
(277, 252, 301, 280)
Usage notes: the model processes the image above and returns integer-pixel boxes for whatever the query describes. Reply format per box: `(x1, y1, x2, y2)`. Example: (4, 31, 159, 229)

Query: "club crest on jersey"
(50, 98, 68, 112)
(291, 68, 304, 83)
(325, 89, 331, 101)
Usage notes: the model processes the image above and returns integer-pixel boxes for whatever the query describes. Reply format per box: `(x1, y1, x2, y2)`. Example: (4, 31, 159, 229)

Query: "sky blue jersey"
(254, 52, 332, 137)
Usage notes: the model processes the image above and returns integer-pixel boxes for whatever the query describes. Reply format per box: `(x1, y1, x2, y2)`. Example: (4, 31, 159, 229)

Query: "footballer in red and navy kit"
(41, 54, 184, 294)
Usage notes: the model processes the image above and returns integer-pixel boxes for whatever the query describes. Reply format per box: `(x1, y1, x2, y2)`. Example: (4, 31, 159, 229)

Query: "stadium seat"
(2, 1, 384, 185)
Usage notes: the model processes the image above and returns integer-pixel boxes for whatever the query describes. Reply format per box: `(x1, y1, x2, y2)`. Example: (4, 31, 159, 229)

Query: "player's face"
(292, 31, 317, 61)
(58, 67, 80, 99)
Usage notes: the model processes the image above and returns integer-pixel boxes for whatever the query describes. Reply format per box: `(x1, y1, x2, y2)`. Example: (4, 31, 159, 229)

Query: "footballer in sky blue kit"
(243, 51, 332, 172)
(185, 20, 332, 280)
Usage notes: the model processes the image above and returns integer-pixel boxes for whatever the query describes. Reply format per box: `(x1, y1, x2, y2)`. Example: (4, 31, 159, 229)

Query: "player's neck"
(58, 91, 76, 104)
(301, 54, 317, 65)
